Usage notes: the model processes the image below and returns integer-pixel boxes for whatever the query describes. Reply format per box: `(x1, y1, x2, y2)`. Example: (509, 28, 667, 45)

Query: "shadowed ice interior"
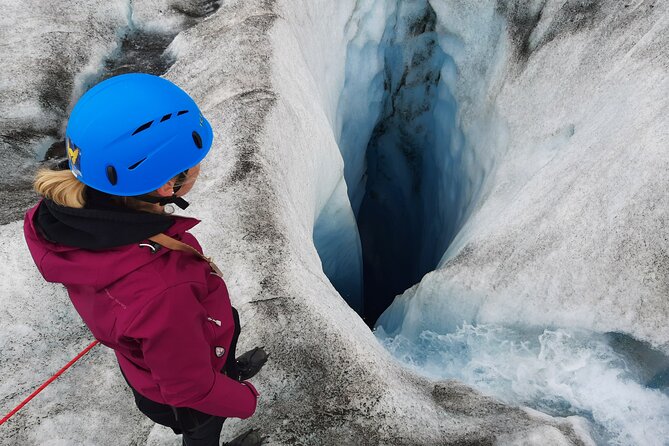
(313, 0, 481, 326)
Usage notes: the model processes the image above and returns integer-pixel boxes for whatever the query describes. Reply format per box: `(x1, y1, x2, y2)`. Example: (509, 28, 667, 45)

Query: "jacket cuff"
(176, 373, 257, 419)
(241, 381, 260, 398)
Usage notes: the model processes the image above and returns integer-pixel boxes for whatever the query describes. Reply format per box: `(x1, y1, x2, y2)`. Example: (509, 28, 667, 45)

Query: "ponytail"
(33, 169, 86, 208)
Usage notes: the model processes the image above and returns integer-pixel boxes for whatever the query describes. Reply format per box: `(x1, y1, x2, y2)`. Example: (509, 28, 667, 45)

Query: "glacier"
(1, 0, 668, 444)
(324, 1, 669, 442)
(375, 0, 669, 353)
(377, 325, 669, 445)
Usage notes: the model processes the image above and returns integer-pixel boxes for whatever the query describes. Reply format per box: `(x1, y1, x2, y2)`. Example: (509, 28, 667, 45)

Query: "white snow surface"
(2, 0, 666, 444)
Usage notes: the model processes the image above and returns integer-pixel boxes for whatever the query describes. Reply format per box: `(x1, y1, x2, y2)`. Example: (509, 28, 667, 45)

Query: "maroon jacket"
(23, 200, 258, 419)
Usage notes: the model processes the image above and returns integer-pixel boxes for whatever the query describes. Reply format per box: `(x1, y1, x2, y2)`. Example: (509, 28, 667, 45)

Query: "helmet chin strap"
(132, 193, 190, 210)
(134, 168, 191, 210)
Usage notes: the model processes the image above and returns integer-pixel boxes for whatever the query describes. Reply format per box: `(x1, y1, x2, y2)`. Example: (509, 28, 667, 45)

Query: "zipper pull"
(207, 317, 222, 327)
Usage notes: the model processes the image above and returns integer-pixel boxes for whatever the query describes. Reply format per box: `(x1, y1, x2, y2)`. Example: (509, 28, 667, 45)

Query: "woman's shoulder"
(97, 231, 209, 303)
(125, 243, 211, 292)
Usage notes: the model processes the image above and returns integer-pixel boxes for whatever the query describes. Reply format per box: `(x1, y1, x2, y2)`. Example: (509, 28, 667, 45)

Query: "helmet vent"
(132, 121, 154, 135)
(192, 131, 203, 149)
(177, 110, 189, 116)
(128, 157, 147, 170)
(160, 114, 172, 122)
(106, 165, 118, 185)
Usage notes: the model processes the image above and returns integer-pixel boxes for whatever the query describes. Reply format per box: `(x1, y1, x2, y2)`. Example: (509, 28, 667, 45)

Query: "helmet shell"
(65, 73, 213, 196)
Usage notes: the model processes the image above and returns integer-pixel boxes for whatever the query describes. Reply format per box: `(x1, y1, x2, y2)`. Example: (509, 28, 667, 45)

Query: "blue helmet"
(65, 73, 213, 197)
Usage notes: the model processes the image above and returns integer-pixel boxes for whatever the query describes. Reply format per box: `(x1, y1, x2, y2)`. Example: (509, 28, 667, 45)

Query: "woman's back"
(24, 192, 257, 420)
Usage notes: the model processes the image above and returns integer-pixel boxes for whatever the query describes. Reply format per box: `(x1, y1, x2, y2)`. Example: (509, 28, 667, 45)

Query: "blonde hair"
(34, 169, 86, 208)
(33, 168, 183, 214)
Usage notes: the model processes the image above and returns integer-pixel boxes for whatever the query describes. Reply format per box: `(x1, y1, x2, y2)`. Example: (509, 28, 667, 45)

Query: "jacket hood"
(24, 193, 200, 289)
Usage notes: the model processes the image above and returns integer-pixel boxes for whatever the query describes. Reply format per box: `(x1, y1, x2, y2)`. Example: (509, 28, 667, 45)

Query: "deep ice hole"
(313, 1, 483, 325)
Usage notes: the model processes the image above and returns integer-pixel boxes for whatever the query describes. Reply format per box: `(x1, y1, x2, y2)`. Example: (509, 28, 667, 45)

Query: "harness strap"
(148, 233, 224, 277)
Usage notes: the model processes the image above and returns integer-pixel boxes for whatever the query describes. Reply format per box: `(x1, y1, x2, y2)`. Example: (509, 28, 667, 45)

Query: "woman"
(23, 73, 267, 446)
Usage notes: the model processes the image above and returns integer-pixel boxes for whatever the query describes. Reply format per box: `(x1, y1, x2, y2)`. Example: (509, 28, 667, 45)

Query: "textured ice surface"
(2, 0, 665, 445)
(378, 324, 669, 445)
(378, 0, 669, 351)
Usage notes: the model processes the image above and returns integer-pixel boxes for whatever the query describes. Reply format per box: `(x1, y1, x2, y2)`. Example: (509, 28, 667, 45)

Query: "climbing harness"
(0, 340, 100, 426)
(149, 233, 224, 277)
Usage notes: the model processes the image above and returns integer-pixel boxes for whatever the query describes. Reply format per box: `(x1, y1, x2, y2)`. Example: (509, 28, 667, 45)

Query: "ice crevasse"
(298, 0, 669, 444)
(309, 0, 669, 352)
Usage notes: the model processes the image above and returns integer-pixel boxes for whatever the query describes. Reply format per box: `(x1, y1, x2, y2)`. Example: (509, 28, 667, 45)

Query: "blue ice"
(376, 323, 669, 445)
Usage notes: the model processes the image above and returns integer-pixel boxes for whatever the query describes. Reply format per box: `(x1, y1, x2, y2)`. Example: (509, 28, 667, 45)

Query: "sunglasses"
(172, 169, 190, 194)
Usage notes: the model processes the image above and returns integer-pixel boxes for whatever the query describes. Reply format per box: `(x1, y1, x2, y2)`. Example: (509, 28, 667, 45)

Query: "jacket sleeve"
(124, 282, 258, 419)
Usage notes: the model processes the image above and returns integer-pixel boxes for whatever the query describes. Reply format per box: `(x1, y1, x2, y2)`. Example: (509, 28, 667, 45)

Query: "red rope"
(0, 339, 100, 426)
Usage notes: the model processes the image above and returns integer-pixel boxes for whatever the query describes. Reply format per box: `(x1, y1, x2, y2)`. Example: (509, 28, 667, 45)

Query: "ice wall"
(378, 0, 669, 352)
(313, 0, 507, 323)
(373, 3, 669, 441)
(353, 1, 471, 324)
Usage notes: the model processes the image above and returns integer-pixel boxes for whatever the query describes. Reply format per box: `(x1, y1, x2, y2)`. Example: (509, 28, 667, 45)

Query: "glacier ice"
(346, 1, 475, 324)
(376, 0, 669, 350)
(1, 0, 667, 444)
(319, 0, 491, 323)
(378, 324, 669, 445)
(312, 176, 363, 313)
(370, 0, 669, 444)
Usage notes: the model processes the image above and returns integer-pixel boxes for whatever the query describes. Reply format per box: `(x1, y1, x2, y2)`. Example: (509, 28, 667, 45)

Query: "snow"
(2, 0, 667, 444)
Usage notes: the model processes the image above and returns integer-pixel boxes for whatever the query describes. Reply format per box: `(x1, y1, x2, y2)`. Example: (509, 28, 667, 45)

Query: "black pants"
(124, 308, 242, 446)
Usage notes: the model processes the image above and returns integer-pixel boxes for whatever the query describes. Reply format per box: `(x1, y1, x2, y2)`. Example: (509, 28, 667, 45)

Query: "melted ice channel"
(376, 323, 669, 445)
